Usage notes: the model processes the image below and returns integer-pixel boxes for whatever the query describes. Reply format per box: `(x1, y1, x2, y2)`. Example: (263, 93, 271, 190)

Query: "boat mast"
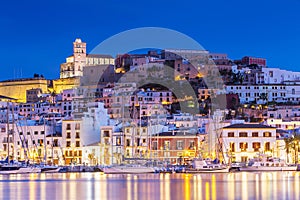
(6, 101, 10, 164)
(51, 117, 54, 165)
(43, 117, 47, 164)
(11, 102, 15, 162)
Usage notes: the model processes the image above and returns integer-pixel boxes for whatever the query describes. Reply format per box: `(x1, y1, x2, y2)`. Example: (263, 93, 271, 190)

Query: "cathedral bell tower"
(73, 38, 87, 77)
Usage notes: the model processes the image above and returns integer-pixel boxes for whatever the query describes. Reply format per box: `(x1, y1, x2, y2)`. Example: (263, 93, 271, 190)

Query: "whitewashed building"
(222, 123, 277, 163)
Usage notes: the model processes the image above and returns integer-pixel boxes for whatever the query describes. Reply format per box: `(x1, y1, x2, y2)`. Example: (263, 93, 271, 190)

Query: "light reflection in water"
(165, 173, 170, 200)
(295, 173, 299, 198)
(227, 173, 235, 200)
(0, 172, 299, 199)
(133, 175, 138, 200)
(211, 174, 216, 200)
(241, 172, 248, 200)
(205, 181, 210, 200)
(127, 175, 132, 200)
(184, 174, 190, 200)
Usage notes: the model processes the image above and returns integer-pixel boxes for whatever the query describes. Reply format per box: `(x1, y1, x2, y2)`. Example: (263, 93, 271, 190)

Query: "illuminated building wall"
(0, 78, 48, 103)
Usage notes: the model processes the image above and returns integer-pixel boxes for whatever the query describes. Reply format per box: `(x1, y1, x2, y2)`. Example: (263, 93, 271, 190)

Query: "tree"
(284, 136, 293, 163)
(284, 132, 300, 164)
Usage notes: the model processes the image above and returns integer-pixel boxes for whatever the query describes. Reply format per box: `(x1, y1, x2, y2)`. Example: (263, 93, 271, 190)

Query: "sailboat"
(0, 102, 41, 174)
(186, 110, 230, 173)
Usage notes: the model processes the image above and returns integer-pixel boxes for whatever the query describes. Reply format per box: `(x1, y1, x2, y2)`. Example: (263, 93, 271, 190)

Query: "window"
(228, 132, 234, 137)
(75, 123, 80, 130)
(67, 133, 71, 139)
(34, 131, 38, 135)
(1, 128, 6, 132)
(252, 132, 258, 137)
(103, 130, 110, 137)
(41, 131, 45, 135)
(176, 141, 183, 150)
(189, 141, 195, 149)
(239, 132, 248, 137)
(152, 141, 158, 150)
(66, 141, 71, 147)
(263, 132, 272, 137)
(265, 142, 270, 151)
(252, 142, 261, 152)
(76, 141, 80, 147)
(116, 137, 121, 146)
(66, 124, 71, 130)
(239, 142, 248, 152)
(75, 132, 80, 139)
(164, 141, 170, 150)
(229, 142, 235, 152)
(126, 139, 130, 147)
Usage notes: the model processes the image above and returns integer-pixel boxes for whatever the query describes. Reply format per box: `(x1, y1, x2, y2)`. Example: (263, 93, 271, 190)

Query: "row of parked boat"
(102, 157, 299, 174)
(0, 164, 61, 174)
(0, 156, 298, 175)
(0, 161, 103, 174)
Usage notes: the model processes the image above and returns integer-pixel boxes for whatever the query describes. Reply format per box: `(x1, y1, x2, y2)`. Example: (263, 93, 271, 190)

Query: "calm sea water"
(0, 172, 299, 200)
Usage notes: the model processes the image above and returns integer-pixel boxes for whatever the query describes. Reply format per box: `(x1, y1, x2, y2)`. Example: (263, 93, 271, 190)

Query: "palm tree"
(284, 137, 294, 163)
(284, 132, 300, 164)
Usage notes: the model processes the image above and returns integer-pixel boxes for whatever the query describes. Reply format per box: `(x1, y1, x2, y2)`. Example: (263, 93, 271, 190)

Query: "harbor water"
(0, 172, 299, 200)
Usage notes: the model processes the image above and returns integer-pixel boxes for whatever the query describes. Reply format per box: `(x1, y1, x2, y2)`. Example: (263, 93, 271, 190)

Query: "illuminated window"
(265, 142, 270, 151)
(116, 137, 121, 146)
(252, 142, 261, 152)
(230, 142, 235, 152)
(263, 132, 272, 137)
(239, 142, 248, 152)
(164, 141, 170, 150)
(189, 141, 195, 149)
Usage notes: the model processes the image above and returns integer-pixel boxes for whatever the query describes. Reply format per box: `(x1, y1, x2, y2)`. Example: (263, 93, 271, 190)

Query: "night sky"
(0, 0, 299, 80)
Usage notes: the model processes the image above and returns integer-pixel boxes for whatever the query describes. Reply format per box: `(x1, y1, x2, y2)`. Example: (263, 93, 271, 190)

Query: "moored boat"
(0, 165, 41, 174)
(239, 157, 297, 171)
(103, 164, 155, 174)
(41, 165, 61, 173)
(185, 159, 229, 173)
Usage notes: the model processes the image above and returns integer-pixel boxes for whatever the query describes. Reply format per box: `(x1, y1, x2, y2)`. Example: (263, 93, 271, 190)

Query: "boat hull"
(186, 167, 229, 173)
(0, 167, 41, 174)
(104, 166, 155, 174)
(239, 166, 297, 172)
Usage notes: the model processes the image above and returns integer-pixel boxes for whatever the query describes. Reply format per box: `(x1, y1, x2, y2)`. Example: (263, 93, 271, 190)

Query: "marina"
(1, 172, 300, 200)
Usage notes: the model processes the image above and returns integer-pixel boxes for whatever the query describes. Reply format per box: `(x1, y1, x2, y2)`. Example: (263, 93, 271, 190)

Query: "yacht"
(0, 165, 41, 174)
(185, 158, 229, 173)
(239, 157, 297, 171)
(103, 164, 155, 174)
(40, 165, 61, 173)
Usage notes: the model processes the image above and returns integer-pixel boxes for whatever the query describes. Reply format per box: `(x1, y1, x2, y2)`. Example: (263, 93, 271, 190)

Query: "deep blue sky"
(0, 0, 299, 81)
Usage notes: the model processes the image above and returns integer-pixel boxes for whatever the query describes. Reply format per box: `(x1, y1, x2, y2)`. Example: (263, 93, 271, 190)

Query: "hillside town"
(1, 38, 300, 168)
